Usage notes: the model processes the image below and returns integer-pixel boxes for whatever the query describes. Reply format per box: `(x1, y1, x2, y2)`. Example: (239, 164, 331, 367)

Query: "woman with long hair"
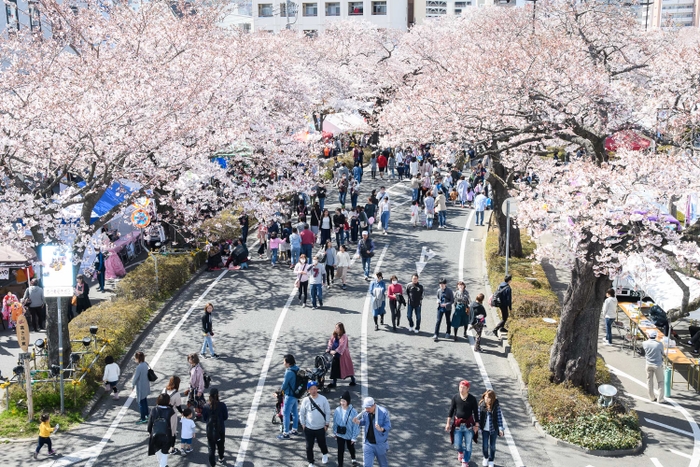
(162, 376, 183, 453)
(387, 275, 404, 331)
(478, 390, 504, 467)
(451, 281, 471, 341)
(183, 354, 205, 419)
(320, 209, 332, 246)
(326, 323, 357, 388)
(202, 388, 229, 466)
(294, 254, 312, 307)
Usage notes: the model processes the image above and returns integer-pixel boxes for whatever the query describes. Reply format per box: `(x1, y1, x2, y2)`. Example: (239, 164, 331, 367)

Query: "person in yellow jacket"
(33, 413, 58, 459)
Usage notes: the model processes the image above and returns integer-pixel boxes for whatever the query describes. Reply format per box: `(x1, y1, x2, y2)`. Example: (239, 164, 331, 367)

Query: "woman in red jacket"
(387, 275, 404, 331)
(327, 322, 357, 388)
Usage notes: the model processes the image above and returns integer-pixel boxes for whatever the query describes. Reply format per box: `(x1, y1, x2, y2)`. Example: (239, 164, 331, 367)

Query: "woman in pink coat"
(326, 322, 356, 388)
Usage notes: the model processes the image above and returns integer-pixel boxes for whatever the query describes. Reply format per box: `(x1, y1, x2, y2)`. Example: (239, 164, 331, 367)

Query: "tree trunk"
(488, 160, 523, 258)
(549, 253, 611, 394)
(666, 268, 689, 319)
(45, 297, 72, 369)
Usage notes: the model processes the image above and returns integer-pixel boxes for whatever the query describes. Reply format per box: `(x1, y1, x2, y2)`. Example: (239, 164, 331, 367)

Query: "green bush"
(484, 228, 640, 451)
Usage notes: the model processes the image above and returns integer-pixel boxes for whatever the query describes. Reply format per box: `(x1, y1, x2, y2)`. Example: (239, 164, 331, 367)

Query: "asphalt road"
(14, 173, 700, 467)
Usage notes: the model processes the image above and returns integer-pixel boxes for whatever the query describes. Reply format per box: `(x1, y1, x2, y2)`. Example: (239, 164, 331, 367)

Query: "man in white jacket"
(300, 381, 331, 467)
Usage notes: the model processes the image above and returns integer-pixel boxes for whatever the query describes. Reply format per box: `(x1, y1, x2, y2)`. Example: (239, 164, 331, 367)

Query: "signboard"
(40, 245, 74, 297)
(15, 313, 29, 352)
(0, 268, 8, 280)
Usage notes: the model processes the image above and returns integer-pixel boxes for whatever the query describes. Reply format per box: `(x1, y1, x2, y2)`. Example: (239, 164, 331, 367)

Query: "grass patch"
(485, 228, 641, 451)
(0, 252, 207, 438)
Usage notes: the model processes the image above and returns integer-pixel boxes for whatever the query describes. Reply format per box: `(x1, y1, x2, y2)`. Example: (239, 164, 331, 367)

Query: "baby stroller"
(272, 390, 284, 431)
(307, 352, 333, 393)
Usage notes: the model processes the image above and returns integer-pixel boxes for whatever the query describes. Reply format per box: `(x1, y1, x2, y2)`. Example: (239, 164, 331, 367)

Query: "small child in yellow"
(33, 413, 58, 459)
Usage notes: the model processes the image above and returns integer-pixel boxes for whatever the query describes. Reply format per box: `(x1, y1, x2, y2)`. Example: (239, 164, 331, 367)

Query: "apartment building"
(252, 0, 409, 32)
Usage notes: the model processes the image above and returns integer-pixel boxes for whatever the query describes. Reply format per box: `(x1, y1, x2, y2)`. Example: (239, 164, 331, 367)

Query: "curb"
(480, 231, 645, 458)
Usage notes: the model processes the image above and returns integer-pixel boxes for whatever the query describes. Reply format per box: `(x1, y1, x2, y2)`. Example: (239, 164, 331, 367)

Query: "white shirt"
(336, 251, 351, 267)
(181, 417, 196, 439)
(474, 194, 487, 211)
(410, 161, 419, 176)
(103, 363, 120, 382)
(602, 296, 618, 319)
(308, 263, 325, 285)
(321, 217, 331, 229)
(379, 200, 391, 213)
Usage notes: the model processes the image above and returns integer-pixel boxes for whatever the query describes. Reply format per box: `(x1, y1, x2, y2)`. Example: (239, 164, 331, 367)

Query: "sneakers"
(488, 462, 495, 467)
(170, 448, 181, 455)
(136, 419, 148, 424)
(409, 326, 414, 332)
(290, 429, 299, 435)
(277, 433, 291, 440)
(414, 328, 420, 334)
(483, 458, 489, 466)
(352, 460, 358, 466)
(33, 452, 38, 460)
(458, 452, 464, 462)
(322, 454, 329, 464)
(433, 334, 439, 342)
(48, 450, 56, 456)
(445, 332, 451, 339)
(211, 354, 219, 359)
(183, 447, 194, 454)
(309, 464, 316, 467)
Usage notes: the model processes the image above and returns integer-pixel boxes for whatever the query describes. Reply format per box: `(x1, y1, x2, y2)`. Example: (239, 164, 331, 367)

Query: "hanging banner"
(0, 268, 8, 280)
(131, 209, 151, 229)
(40, 245, 74, 297)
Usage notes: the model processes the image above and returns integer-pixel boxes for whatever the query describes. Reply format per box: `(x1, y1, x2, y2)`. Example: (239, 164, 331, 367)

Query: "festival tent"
(322, 112, 369, 135)
(604, 130, 653, 152)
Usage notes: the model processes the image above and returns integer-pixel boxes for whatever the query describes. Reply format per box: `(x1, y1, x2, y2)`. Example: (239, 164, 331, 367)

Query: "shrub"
(485, 227, 639, 451)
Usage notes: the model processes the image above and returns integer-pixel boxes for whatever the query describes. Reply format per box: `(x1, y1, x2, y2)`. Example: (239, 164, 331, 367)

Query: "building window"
(280, 2, 297, 16)
(304, 29, 318, 38)
(240, 23, 252, 33)
(325, 2, 340, 16)
(5, 0, 19, 31)
(349, 1, 363, 15)
(303, 2, 317, 16)
(258, 3, 273, 17)
(372, 1, 386, 15)
(426, 0, 446, 16)
(28, 1, 41, 31)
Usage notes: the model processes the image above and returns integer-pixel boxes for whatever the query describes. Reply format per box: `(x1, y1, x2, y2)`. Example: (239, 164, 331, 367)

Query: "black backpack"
(204, 372, 212, 389)
(152, 407, 169, 436)
(649, 305, 669, 334)
(292, 369, 309, 399)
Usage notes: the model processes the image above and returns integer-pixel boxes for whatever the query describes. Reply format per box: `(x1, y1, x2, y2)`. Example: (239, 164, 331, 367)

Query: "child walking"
(33, 413, 58, 459)
(180, 407, 196, 455)
(479, 390, 505, 467)
(410, 201, 420, 228)
(103, 355, 121, 400)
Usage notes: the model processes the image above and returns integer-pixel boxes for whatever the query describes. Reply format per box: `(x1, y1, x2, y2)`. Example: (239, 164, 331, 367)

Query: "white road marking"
(651, 458, 665, 467)
(45, 269, 231, 467)
(608, 364, 700, 467)
(645, 417, 695, 438)
(360, 246, 388, 400)
(459, 209, 525, 467)
(234, 287, 297, 467)
(672, 449, 693, 460)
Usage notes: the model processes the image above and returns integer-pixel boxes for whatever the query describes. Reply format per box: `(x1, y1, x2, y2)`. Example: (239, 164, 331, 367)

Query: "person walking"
(434, 278, 455, 342)
(474, 192, 487, 226)
(456, 176, 469, 208)
(479, 390, 505, 467)
(316, 183, 327, 212)
(356, 231, 375, 281)
(147, 393, 175, 467)
(410, 175, 421, 203)
(162, 376, 183, 454)
(133, 351, 151, 424)
(643, 330, 665, 403)
(309, 255, 326, 309)
(406, 273, 424, 334)
(239, 213, 249, 243)
(336, 245, 351, 290)
(103, 355, 121, 400)
(436, 191, 448, 228)
(33, 413, 58, 459)
(387, 275, 404, 331)
(333, 391, 360, 467)
(278, 354, 301, 440)
(451, 281, 471, 341)
(323, 241, 337, 288)
(337, 175, 349, 207)
(23, 278, 45, 332)
(320, 210, 333, 247)
(378, 196, 391, 235)
(353, 162, 363, 183)
(201, 303, 219, 359)
(301, 224, 315, 263)
(387, 153, 396, 179)
(377, 152, 388, 179)
(602, 288, 618, 346)
(333, 208, 347, 249)
(310, 203, 322, 237)
(370, 154, 378, 179)
(424, 193, 435, 229)
(492, 275, 513, 336)
(290, 227, 302, 268)
(353, 397, 391, 467)
(184, 353, 206, 420)
(201, 388, 229, 466)
(370, 272, 387, 331)
(326, 323, 357, 388)
(300, 381, 332, 467)
(269, 232, 283, 267)
(470, 294, 487, 352)
(445, 380, 480, 467)
(350, 178, 360, 209)
(94, 250, 106, 292)
(74, 274, 91, 315)
(295, 254, 312, 307)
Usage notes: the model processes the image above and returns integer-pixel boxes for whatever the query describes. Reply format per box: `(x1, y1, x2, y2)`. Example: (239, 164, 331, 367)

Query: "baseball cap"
(362, 397, 375, 409)
(460, 380, 470, 388)
(307, 381, 318, 389)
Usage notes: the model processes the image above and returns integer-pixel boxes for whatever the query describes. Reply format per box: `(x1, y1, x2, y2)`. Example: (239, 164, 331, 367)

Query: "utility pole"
(286, 0, 291, 29)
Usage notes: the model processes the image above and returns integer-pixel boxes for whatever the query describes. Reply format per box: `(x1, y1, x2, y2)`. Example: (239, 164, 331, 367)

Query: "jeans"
(605, 317, 614, 344)
(412, 188, 419, 202)
(304, 427, 329, 464)
(482, 429, 498, 462)
(201, 334, 215, 356)
(407, 304, 422, 330)
(339, 191, 347, 206)
(438, 211, 446, 227)
(319, 198, 325, 211)
(302, 244, 313, 263)
(454, 424, 474, 460)
(362, 257, 371, 278)
(335, 230, 344, 249)
(390, 167, 395, 178)
(426, 215, 433, 228)
(282, 395, 298, 433)
(351, 193, 358, 209)
(380, 211, 390, 231)
(363, 442, 388, 467)
(291, 247, 301, 266)
(435, 307, 452, 336)
(476, 210, 484, 225)
(241, 225, 249, 243)
(311, 283, 323, 307)
(139, 397, 149, 421)
(271, 248, 279, 265)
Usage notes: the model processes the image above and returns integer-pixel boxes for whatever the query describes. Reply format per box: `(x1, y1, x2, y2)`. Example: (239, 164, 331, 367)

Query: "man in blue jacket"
(278, 354, 300, 440)
(353, 397, 391, 467)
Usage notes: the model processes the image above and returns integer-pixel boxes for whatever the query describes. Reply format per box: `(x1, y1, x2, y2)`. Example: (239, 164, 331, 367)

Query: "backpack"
(489, 284, 505, 307)
(292, 369, 309, 399)
(649, 305, 669, 332)
(204, 372, 212, 389)
(152, 407, 169, 436)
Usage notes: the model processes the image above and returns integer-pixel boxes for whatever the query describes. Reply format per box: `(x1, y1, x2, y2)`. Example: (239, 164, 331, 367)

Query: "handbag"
(71, 296, 77, 306)
(294, 279, 300, 289)
(147, 364, 158, 382)
(103, 382, 111, 392)
(336, 408, 352, 435)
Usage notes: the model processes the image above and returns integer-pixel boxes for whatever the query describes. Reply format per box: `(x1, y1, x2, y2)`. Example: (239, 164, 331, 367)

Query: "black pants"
(207, 432, 225, 466)
(337, 437, 356, 467)
(689, 326, 700, 350)
(389, 299, 402, 327)
(304, 427, 328, 464)
(35, 436, 52, 453)
(325, 265, 335, 285)
(298, 281, 308, 304)
(494, 306, 510, 332)
(28, 306, 44, 331)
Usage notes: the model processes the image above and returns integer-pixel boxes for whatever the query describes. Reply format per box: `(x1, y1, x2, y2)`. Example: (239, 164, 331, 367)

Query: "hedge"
(485, 228, 641, 450)
(0, 250, 207, 438)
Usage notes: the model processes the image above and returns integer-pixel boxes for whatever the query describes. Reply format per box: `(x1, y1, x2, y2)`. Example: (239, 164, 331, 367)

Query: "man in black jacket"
(492, 275, 513, 336)
(434, 278, 455, 342)
(201, 303, 219, 358)
(406, 274, 425, 334)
